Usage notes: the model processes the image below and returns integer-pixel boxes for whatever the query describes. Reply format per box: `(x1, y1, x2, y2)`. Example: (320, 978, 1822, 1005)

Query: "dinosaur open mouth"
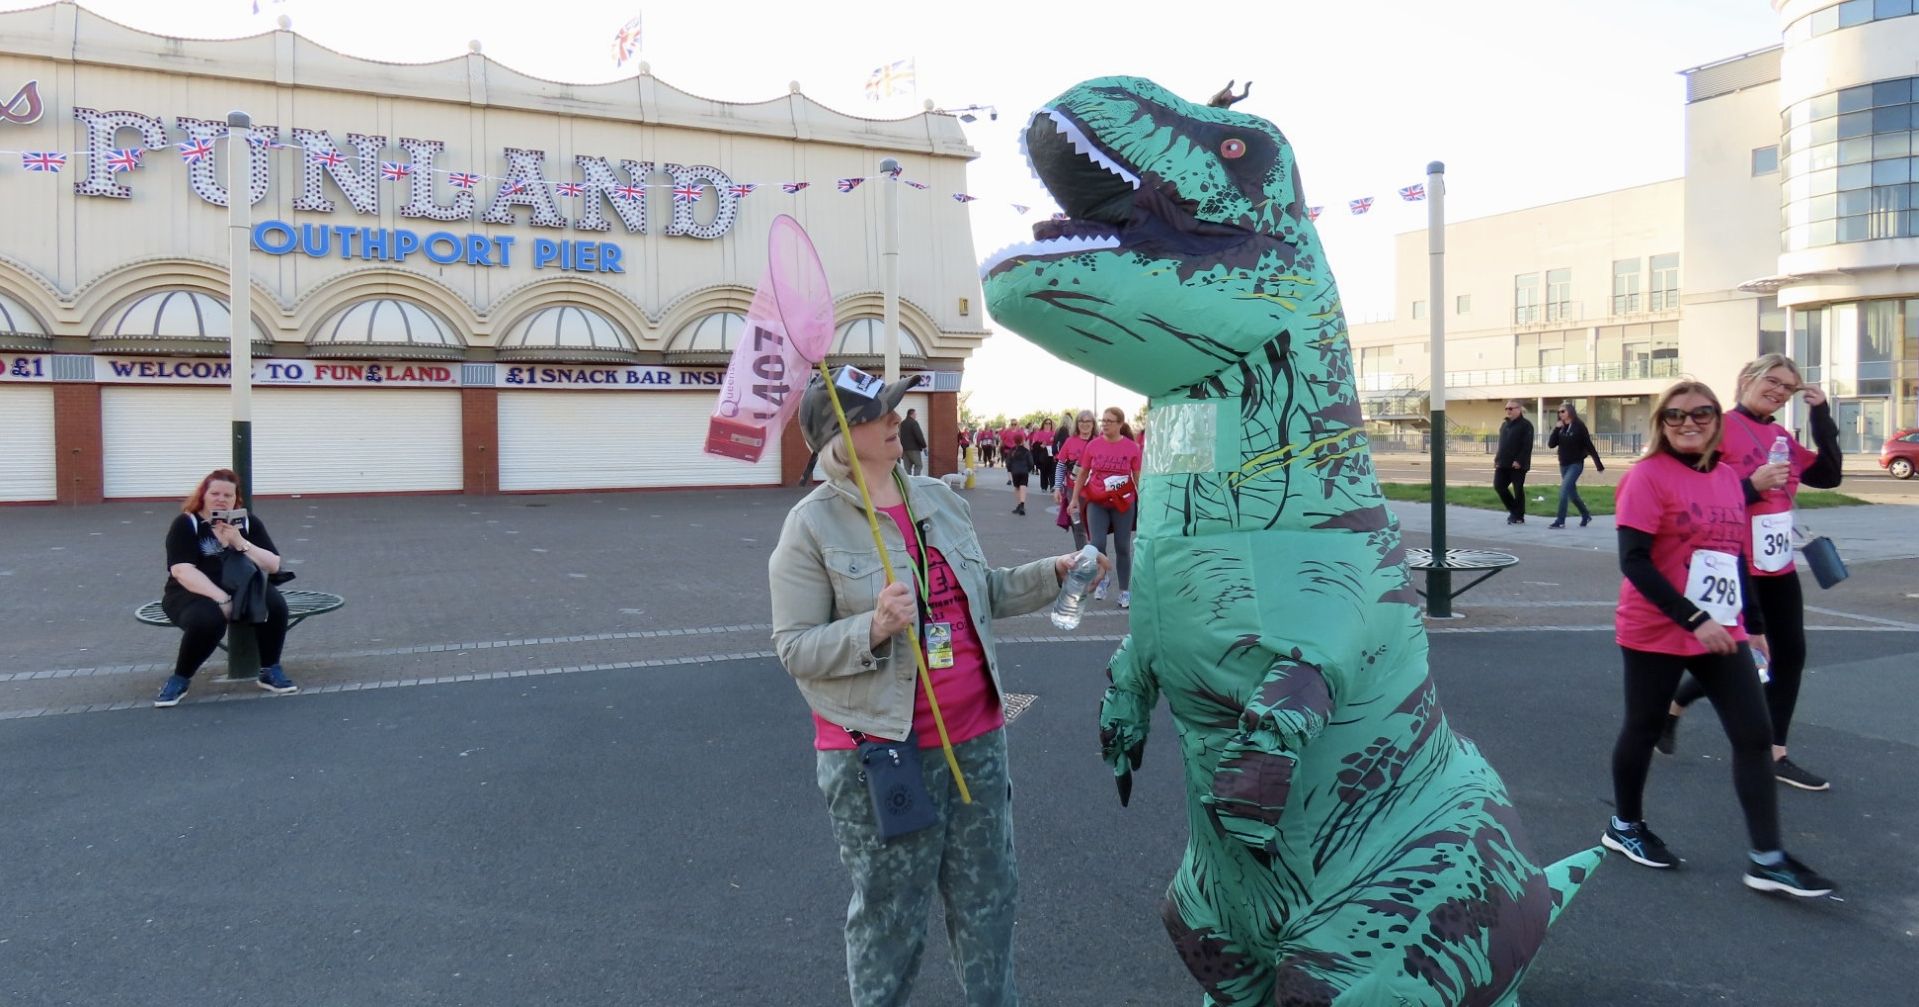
(980, 107, 1256, 278)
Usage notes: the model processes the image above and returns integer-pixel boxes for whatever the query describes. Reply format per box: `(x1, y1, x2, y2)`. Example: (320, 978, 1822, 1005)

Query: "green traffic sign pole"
(1425, 161, 1451, 617)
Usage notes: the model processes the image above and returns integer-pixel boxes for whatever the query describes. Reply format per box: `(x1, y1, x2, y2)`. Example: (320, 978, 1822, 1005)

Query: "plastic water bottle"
(1768, 435, 1791, 468)
(1753, 648, 1771, 684)
(1049, 544, 1102, 630)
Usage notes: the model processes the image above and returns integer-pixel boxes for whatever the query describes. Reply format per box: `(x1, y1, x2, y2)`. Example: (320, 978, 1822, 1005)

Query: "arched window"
(309, 298, 465, 360)
(91, 289, 271, 356)
(499, 305, 637, 362)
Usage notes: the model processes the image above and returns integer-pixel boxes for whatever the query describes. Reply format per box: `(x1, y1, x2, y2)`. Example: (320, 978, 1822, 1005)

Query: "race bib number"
(1685, 549, 1743, 626)
(1752, 511, 1793, 574)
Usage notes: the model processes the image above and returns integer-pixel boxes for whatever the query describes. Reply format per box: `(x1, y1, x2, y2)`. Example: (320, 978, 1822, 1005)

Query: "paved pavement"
(2, 472, 1915, 1005)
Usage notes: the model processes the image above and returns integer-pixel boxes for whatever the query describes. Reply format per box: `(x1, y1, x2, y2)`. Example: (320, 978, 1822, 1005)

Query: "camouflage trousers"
(815, 728, 1019, 1007)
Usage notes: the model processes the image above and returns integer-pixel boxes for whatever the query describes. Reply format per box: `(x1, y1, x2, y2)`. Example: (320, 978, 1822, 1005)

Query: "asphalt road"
(3, 632, 1914, 1006)
(2, 479, 1915, 1005)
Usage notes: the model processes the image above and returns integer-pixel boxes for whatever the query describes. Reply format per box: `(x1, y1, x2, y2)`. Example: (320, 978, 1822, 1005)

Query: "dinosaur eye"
(1220, 138, 1246, 159)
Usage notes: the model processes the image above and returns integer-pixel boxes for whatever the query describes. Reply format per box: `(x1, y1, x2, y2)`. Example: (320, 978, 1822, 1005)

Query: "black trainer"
(1774, 756, 1830, 792)
(1602, 820, 1679, 869)
(1655, 714, 1679, 756)
(1744, 854, 1835, 897)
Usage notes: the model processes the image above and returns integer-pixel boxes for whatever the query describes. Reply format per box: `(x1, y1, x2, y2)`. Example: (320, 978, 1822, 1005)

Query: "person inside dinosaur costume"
(981, 76, 1603, 1007)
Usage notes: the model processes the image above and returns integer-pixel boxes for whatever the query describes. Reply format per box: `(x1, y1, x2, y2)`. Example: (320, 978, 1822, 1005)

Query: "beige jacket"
(768, 471, 1061, 740)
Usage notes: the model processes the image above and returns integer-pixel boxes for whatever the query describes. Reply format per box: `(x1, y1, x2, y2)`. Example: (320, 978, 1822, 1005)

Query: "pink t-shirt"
(1719, 408, 1817, 576)
(1056, 434, 1094, 470)
(1001, 427, 1026, 448)
(812, 503, 1002, 749)
(1078, 435, 1142, 486)
(1614, 452, 1752, 656)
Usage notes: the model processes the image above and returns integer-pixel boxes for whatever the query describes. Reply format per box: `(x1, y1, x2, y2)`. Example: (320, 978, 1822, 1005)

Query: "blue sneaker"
(1744, 854, 1835, 898)
(1602, 820, 1679, 869)
(153, 675, 191, 708)
(256, 665, 299, 695)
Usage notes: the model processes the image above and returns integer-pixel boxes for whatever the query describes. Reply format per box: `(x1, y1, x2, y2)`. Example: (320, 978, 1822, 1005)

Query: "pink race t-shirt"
(1614, 452, 1752, 656)
(1078, 435, 1142, 485)
(812, 503, 1003, 750)
(1719, 408, 1817, 576)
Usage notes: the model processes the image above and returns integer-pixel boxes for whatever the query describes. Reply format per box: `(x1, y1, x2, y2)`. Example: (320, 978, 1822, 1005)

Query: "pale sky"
(8, 0, 1784, 420)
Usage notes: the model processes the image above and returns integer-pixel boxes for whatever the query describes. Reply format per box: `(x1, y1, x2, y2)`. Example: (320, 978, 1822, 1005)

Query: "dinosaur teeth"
(977, 233, 1123, 278)
(1041, 108, 1140, 190)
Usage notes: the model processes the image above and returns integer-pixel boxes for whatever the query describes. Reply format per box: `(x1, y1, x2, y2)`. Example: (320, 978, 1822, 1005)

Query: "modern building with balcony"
(1355, 0, 1919, 454)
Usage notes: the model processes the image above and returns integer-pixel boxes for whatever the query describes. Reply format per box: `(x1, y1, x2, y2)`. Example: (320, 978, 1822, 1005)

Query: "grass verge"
(1378, 483, 1867, 515)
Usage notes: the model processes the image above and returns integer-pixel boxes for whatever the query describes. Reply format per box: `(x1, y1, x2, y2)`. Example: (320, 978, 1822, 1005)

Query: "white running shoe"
(1094, 580, 1108, 602)
(1118, 590, 1131, 609)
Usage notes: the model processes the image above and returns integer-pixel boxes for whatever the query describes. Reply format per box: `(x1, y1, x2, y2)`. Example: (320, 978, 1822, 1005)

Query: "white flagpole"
(227, 110, 254, 506)
(880, 157, 902, 383)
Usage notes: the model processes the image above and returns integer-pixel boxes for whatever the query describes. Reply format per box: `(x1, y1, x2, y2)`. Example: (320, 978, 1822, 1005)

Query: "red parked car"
(1881, 428, 1919, 480)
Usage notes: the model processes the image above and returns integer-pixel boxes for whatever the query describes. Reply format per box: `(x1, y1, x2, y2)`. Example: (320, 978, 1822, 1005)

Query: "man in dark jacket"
(898, 408, 928, 475)
(1493, 400, 1534, 525)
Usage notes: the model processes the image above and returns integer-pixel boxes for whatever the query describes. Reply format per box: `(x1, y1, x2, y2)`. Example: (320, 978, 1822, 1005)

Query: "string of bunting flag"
(0, 136, 1436, 223)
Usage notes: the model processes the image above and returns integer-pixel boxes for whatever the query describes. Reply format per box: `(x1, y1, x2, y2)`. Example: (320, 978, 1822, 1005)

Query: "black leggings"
(1614, 645, 1779, 850)
(1672, 572, 1805, 747)
(162, 589, 289, 679)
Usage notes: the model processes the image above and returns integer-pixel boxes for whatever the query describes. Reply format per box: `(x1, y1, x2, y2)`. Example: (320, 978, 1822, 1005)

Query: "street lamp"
(939, 104, 998, 123)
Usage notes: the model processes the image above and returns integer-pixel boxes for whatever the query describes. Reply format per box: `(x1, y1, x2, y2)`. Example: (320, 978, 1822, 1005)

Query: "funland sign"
(64, 106, 746, 244)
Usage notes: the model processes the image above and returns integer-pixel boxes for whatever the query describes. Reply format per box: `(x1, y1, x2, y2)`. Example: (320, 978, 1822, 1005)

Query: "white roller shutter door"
(498, 392, 781, 490)
(0, 385, 55, 501)
(102, 386, 461, 497)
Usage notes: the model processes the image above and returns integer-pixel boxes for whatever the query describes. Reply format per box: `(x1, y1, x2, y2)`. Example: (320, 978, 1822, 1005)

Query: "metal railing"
(1443, 357, 1682, 388)
(1361, 429, 1645, 457)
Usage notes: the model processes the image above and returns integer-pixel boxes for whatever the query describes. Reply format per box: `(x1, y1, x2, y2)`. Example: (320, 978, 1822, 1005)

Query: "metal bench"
(135, 589, 345, 681)
(1404, 548, 1519, 609)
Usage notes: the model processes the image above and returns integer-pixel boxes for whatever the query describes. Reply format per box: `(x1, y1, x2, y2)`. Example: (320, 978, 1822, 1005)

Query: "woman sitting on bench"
(154, 468, 297, 707)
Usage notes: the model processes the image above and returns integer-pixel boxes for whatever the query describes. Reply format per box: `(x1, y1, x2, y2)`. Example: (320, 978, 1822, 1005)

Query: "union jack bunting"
(1011, 204, 1030, 215)
(881, 163, 903, 178)
(554, 181, 585, 197)
(314, 149, 346, 169)
(449, 172, 480, 190)
(836, 177, 864, 193)
(1051, 212, 1069, 220)
(20, 151, 66, 172)
(612, 183, 645, 199)
(177, 138, 216, 164)
(379, 160, 411, 181)
(672, 183, 702, 204)
(243, 132, 270, 149)
(501, 179, 527, 195)
(1398, 184, 1426, 202)
(106, 148, 143, 173)
(780, 181, 810, 193)
(903, 180, 929, 190)
(951, 193, 976, 203)
(1307, 205, 1323, 221)
(1349, 197, 1374, 215)
(728, 183, 757, 197)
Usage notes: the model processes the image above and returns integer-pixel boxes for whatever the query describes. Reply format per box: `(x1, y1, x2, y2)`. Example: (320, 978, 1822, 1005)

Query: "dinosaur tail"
(1544, 845, 1605, 927)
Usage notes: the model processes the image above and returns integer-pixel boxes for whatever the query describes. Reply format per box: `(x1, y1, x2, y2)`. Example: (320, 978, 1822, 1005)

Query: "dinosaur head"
(982, 76, 1328, 397)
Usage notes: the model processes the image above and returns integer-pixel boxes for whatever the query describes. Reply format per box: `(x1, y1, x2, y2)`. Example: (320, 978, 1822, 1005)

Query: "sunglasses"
(1659, 405, 1720, 426)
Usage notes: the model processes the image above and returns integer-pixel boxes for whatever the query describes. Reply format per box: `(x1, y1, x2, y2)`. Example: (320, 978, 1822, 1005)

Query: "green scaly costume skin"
(982, 77, 1602, 1007)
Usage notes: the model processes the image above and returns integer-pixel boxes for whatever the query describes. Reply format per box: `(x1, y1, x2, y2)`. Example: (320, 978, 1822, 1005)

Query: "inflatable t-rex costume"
(982, 76, 1601, 1006)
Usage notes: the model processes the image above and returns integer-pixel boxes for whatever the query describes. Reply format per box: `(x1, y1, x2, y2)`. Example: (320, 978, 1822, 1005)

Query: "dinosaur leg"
(1543, 846, 1604, 926)
(1161, 889, 1275, 1006)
